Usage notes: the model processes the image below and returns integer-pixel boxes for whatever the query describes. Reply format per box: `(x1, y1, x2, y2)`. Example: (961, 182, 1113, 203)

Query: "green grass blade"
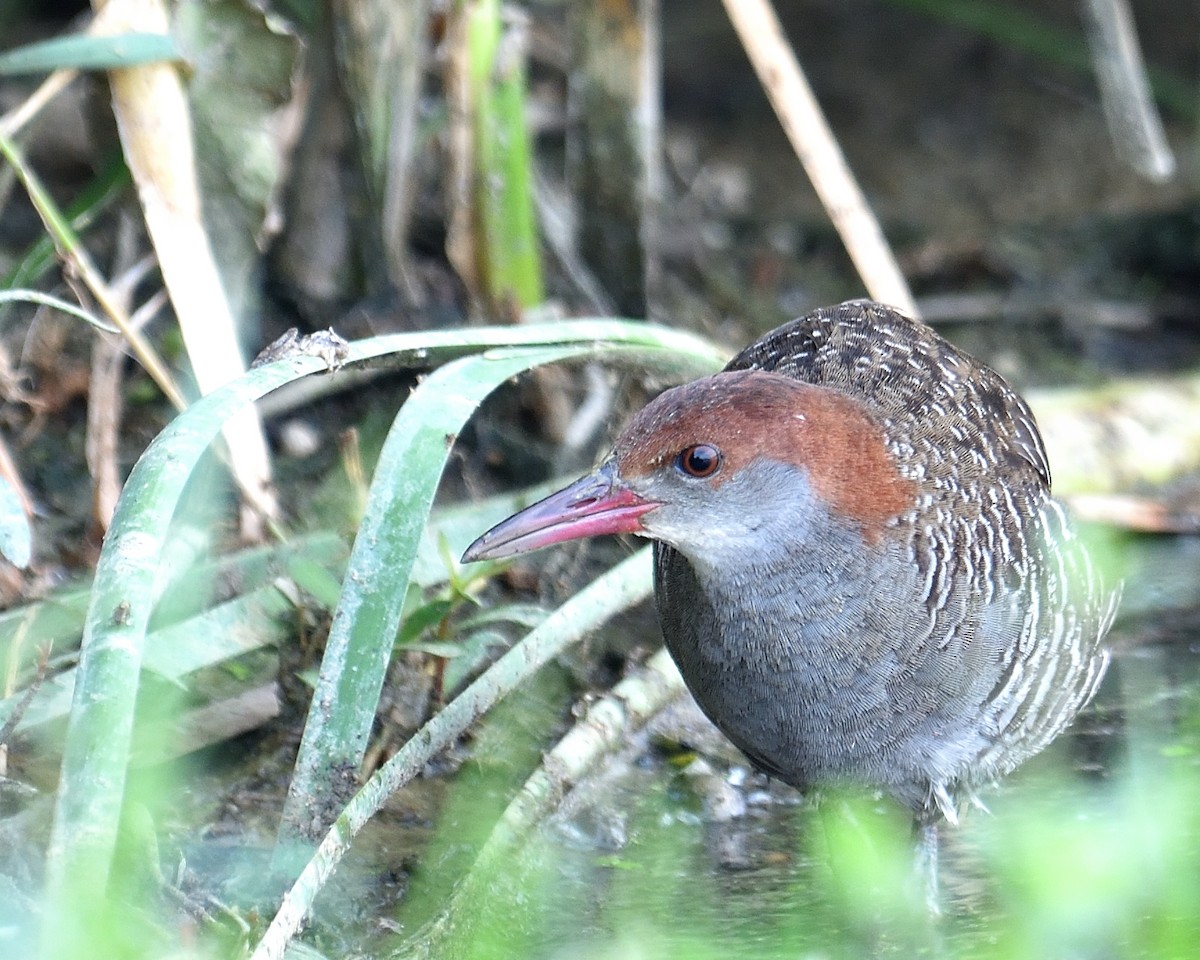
(39, 319, 724, 956)
(278, 336, 722, 843)
(1, 151, 130, 294)
(0, 531, 345, 690)
(0, 290, 118, 333)
(38, 351, 338, 959)
(0, 32, 180, 76)
(467, 0, 543, 309)
(8, 585, 289, 738)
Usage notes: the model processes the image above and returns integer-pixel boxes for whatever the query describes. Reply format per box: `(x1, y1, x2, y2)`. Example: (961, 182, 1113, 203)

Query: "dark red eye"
(677, 444, 722, 478)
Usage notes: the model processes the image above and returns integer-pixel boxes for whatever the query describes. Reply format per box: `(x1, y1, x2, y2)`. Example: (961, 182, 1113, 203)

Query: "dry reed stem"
(721, 0, 918, 316)
(92, 0, 278, 532)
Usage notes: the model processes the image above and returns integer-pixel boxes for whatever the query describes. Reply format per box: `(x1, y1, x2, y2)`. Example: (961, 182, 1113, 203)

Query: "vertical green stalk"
(466, 0, 543, 312)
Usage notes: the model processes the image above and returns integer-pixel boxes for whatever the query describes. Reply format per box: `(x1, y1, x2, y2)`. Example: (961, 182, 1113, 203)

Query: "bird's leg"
(912, 816, 942, 917)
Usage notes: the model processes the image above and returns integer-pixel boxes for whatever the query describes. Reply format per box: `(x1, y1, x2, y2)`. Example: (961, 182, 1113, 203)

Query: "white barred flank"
(729, 300, 1118, 817)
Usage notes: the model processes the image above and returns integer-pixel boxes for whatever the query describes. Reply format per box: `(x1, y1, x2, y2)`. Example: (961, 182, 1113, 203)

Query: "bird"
(462, 300, 1117, 899)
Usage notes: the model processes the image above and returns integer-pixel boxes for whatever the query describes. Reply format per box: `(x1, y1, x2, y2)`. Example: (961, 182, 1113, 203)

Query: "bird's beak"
(462, 460, 658, 562)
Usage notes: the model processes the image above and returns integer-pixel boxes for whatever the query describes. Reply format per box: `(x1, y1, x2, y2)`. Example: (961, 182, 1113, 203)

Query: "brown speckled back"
(654, 300, 1117, 820)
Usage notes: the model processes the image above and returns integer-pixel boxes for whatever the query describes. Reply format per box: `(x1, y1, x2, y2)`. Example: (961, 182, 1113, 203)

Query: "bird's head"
(462, 369, 916, 570)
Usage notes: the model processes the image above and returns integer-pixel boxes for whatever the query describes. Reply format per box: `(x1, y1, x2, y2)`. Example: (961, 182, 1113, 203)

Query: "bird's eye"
(677, 444, 722, 478)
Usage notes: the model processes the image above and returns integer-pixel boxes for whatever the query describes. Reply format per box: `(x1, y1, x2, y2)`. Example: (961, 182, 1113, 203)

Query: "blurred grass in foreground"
(378, 646, 1200, 960)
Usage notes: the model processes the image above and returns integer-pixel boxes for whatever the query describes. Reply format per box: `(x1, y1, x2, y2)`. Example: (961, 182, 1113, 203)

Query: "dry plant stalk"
(1081, 0, 1174, 181)
(721, 0, 917, 316)
(92, 0, 278, 533)
(87, 235, 163, 530)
